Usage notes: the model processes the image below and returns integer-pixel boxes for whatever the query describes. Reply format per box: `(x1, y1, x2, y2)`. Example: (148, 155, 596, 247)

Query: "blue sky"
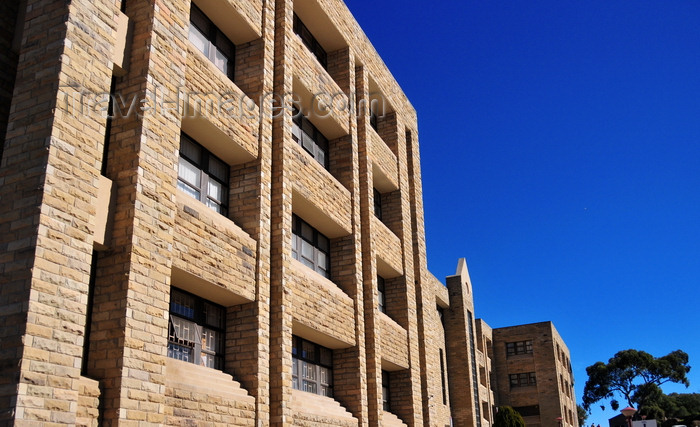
(344, 0, 700, 424)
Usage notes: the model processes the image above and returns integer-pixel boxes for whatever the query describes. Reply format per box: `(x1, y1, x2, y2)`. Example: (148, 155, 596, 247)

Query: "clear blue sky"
(344, 0, 700, 424)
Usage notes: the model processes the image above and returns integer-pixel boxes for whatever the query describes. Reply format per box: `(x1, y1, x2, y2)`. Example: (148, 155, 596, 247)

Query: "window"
(293, 13, 327, 69)
(440, 348, 447, 405)
(292, 336, 333, 397)
(509, 372, 536, 388)
(178, 133, 230, 215)
(168, 288, 225, 369)
(506, 340, 533, 356)
(370, 109, 378, 131)
(374, 188, 383, 220)
(292, 107, 329, 169)
(513, 405, 540, 417)
(382, 370, 391, 411)
(377, 275, 386, 313)
(291, 214, 330, 278)
(189, 4, 235, 79)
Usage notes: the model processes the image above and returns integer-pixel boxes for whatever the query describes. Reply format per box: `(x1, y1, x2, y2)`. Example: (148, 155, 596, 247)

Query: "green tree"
(582, 349, 691, 414)
(577, 404, 589, 426)
(494, 406, 526, 427)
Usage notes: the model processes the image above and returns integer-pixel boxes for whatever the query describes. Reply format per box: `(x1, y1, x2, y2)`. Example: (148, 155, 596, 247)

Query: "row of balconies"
(93, 0, 413, 380)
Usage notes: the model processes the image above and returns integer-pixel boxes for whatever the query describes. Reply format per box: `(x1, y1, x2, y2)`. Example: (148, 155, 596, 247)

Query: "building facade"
(0, 0, 578, 426)
(491, 322, 578, 427)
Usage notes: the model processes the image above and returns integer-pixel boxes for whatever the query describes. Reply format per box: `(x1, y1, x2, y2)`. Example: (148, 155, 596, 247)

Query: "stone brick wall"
(492, 322, 577, 427)
(1, 0, 453, 426)
(0, 0, 19, 162)
(172, 192, 257, 301)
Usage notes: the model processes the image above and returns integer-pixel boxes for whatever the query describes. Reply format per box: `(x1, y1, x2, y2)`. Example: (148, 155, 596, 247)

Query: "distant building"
(490, 322, 578, 427)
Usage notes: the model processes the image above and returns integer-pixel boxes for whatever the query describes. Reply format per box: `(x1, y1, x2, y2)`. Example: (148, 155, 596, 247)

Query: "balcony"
(192, 0, 262, 43)
(171, 191, 256, 305)
(292, 34, 349, 140)
(371, 216, 403, 278)
(183, 44, 259, 165)
(379, 312, 409, 370)
(289, 259, 356, 348)
(370, 129, 398, 192)
(289, 142, 352, 238)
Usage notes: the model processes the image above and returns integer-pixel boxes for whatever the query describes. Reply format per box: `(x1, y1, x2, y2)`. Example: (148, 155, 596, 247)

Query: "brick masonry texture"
(0, 0, 577, 426)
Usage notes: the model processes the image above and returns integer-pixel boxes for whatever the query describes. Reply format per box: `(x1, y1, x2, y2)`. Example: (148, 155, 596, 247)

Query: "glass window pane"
(301, 222, 313, 242)
(291, 235, 299, 260)
(171, 290, 195, 318)
(302, 341, 315, 361)
(319, 347, 332, 367)
(188, 25, 210, 59)
(178, 158, 201, 189)
(317, 235, 329, 252)
(213, 47, 229, 75)
(207, 179, 225, 204)
(301, 241, 314, 261)
(177, 180, 200, 200)
(204, 302, 224, 328)
(208, 156, 228, 182)
(292, 121, 301, 142)
(169, 316, 197, 345)
(316, 251, 327, 271)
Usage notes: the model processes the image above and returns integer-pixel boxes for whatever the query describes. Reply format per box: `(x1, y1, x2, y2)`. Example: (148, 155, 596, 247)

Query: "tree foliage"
(582, 349, 691, 414)
(577, 405, 589, 426)
(494, 406, 526, 427)
(659, 393, 700, 419)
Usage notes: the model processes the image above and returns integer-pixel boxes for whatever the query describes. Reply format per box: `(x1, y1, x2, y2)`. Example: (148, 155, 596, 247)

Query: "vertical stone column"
(269, 0, 294, 424)
(329, 53, 369, 426)
(84, 0, 189, 424)
(445, 261, 479, 427)
(405, 124, 440, 426)
(225, 1, 276, 424)
(0, 0, 118, 423)
(355, 63, 382, 427)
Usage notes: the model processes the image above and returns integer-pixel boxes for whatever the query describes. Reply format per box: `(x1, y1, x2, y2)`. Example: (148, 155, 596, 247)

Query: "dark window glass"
(374, 188, 383, 220)
(377, 275, 386, 313)
(293, 13, 327, 69)
(513, 405, 541, 417)
(292, 336, 333, 397)
(370, 109, 378, 131)
(292, 107, 329, 169)
(509, 372, 537, 388)
(382, 370, 391, 411)
(168, 288, 225, 369)
(189, 4, 235, 79)
(506, 340, 533, 357)
(440, 348, 448, 404)
(292, 214, 331, 278)
(178, 133, 229, 215)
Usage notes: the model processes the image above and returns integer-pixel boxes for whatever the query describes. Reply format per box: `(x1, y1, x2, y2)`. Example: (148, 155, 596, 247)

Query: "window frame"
(292, 335, 333, 397)
(189, 4, 236, 80)
(377, 275, 386, 313)
(292, 106, 329, 170)
(167, 287, 226, 370)
(293, 13, 328, 69)
(382, 370, 391, 411)
(291, 214, 331, 278)
(509, 372, 537, 388)
(374, 188, 383, 220)
(178, 132, 230, 216)
(506, 340, 533, 357)
(440, 348, 448, 405)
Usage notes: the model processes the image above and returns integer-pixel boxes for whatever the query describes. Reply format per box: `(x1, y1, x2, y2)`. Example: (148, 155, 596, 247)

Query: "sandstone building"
(0, 0, 576, 426)
(490, 322, 578, 427)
